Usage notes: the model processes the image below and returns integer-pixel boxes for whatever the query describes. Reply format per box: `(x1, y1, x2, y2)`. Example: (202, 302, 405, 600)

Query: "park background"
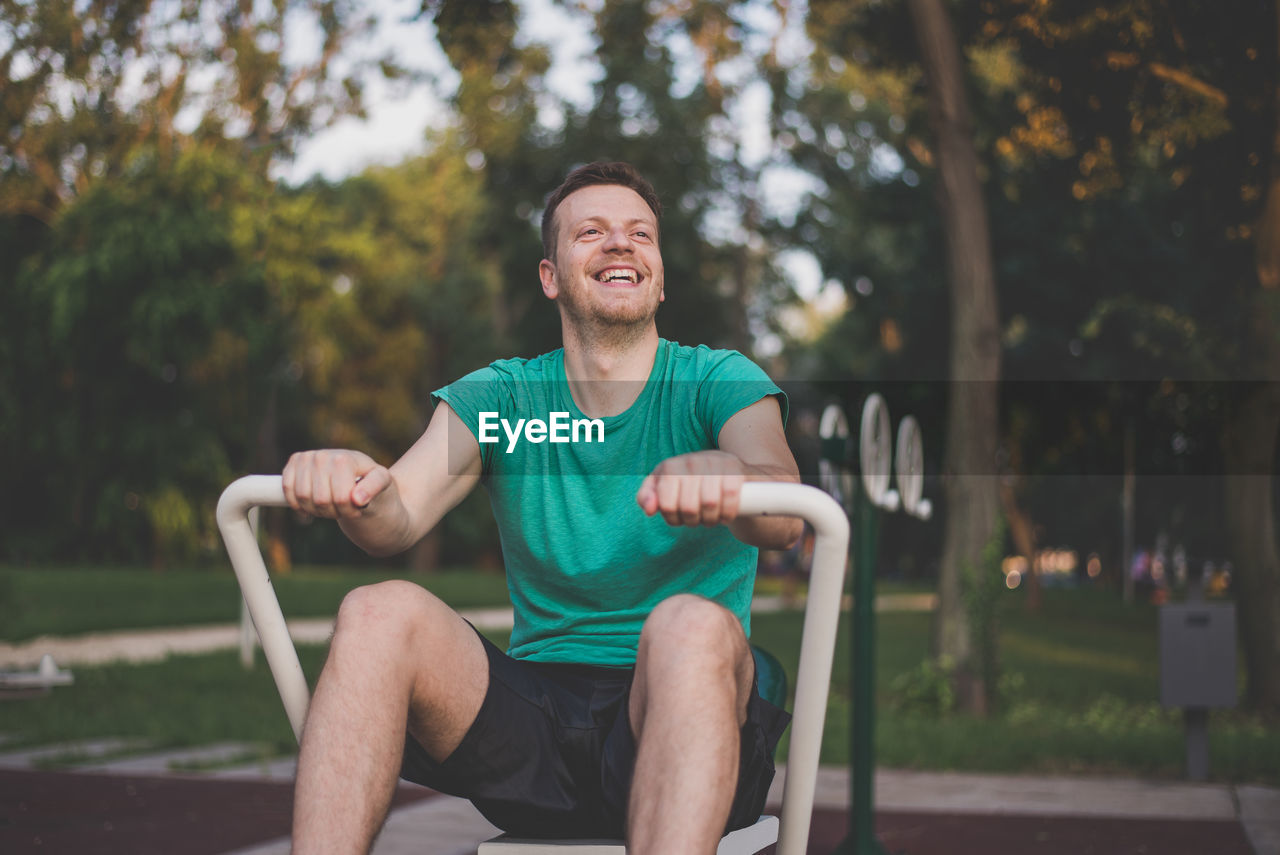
(2, 0, 1278, 788)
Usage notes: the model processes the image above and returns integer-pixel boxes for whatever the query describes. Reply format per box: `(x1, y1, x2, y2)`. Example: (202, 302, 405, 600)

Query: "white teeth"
(598, 269, 638, 283)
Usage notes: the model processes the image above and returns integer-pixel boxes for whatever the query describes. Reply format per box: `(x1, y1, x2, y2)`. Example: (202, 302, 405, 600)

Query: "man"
(282, 161, 802, 855)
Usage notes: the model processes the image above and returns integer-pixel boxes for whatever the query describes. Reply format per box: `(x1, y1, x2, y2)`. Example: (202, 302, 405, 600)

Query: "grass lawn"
(2, 568, 1277, 785)
(0, 566, 933, 642)
(751, 588, 1278, 785)
(0, 565, 511, 641)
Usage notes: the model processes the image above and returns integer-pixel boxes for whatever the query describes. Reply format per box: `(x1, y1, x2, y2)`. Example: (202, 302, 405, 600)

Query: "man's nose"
(602, 226, 634, 252)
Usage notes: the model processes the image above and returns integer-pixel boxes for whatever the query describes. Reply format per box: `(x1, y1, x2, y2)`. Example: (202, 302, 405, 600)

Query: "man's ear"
(538, 258, 558, 299)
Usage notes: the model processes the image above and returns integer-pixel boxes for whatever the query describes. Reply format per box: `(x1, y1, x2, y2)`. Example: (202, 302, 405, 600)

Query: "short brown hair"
(541, 161, 662, 259)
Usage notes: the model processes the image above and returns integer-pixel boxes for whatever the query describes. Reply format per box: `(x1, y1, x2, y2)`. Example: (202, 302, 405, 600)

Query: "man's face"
(538, 184, 665, 329)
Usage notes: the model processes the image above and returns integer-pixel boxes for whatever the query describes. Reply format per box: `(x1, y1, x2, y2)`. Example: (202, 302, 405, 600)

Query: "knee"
(332, 580, 440, 650)
(639, 594, 744, 666)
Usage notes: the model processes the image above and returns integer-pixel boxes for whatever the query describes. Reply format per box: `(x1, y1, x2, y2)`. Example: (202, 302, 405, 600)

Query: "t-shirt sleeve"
(431, 364, 511, 475)
(695, 349, 788, 443)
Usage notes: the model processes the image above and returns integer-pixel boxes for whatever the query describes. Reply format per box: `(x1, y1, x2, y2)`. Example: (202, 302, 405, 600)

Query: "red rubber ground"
(0, 768, 1254, 855)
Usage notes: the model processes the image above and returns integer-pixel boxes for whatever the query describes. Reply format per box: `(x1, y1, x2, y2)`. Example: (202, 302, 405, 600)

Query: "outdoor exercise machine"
(819, 394, 931, 855)
(217, 475, 851, 855)
(0, 654, 74, 694)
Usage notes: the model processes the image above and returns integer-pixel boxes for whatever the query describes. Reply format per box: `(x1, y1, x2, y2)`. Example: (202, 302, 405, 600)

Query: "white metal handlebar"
(216, 475, 849, 855)
(215, 476, 307, 740)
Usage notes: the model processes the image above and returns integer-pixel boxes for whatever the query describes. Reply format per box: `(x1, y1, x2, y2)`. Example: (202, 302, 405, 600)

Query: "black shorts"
(400, 629, 791, 838)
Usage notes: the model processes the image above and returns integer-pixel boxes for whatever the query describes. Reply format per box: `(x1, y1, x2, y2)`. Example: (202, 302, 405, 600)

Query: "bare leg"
(291, 580, 489, 855)
(627, 594, 755, 855)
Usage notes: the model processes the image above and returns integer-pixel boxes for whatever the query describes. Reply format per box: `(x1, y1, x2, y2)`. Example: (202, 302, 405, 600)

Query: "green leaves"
(1, 0, 388, 218)
(6, 148, 265, 562)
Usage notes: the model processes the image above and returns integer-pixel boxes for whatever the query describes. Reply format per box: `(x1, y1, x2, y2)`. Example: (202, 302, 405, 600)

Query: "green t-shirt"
(432, 339, 786, 667)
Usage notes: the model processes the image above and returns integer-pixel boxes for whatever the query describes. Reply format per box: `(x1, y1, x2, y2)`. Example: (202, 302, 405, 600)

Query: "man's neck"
(561, 324, 660, 418)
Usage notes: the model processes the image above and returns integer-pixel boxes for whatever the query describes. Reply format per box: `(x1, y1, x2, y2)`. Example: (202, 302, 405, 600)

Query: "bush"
(889, 656, 958, 715)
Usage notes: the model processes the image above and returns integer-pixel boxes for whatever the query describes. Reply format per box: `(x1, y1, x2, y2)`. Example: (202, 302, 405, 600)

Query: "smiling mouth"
(594, 268, 641, 284)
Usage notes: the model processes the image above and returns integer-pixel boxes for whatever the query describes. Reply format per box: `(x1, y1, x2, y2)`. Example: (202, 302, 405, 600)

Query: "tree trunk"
(1223, 387, 1280, 710)
(907, 0, 1003, 714)
(408, 528, 441, 573)
(1224, 0, 1280, 712)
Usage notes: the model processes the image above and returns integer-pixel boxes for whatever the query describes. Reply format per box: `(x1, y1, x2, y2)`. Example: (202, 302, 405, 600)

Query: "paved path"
(0, 594, 937, 670)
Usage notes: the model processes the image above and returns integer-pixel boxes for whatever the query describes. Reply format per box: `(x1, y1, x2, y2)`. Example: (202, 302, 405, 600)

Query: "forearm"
(729, 464, 804, 550)
(283, 405, 479, 559)
(333, 479, 421, 557)
(637, 397, 803, 547)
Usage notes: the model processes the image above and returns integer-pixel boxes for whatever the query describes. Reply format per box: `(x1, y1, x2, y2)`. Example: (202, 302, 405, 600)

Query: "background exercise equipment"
(822, 396, 932, 855)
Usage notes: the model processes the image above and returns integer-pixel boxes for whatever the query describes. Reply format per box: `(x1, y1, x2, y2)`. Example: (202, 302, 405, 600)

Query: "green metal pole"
(831, 489, 890, 855)
(852, 488, 889, 855)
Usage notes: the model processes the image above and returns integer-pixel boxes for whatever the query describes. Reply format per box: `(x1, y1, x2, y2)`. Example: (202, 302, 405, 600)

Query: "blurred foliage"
(888, 655, 958, 716)
(769, 0, 1277, 574)
(0, 0, 806, 565)
(776, 0, 1278, 708)
(6, 147, 269, 563)
(0, 0, 1276, 703)
(0, 0, 390, 220)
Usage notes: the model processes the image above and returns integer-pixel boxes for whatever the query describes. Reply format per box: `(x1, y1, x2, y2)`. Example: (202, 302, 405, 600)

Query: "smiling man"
(282, 162, 802, 855)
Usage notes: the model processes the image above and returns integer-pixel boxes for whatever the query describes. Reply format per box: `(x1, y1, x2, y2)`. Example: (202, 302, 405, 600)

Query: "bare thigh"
(628, 593, 755, 735)
(327, 579, 489, 761)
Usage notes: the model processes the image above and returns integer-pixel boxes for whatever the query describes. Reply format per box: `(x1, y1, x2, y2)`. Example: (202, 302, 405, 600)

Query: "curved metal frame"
(217, 476, 849, 855)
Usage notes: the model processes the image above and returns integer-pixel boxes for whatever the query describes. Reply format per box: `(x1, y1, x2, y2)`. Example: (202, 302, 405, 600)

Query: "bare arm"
(635, 396, 803, 550)
(282, 402, 481, 557)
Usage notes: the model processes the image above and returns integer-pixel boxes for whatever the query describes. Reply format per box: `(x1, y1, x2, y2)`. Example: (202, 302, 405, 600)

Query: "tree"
(0, 0, 397, 564)
(537, 0, 797, 354)
(778, 0, 1003, 712)
(7, 147, 271, 563)
(781, 0, 1280, 712)
(418, 0, 555, 350)
(1, 0, 390, 218)
(967, 0, 1280, 710)
(1227, 1, 1280, 710)
(305, 143, 515, 570)
(906, 0, 1003, 713)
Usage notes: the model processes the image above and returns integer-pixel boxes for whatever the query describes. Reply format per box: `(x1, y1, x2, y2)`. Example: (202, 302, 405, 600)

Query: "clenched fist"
(636, 451, 746, 528)
(282, 449, 393, 520)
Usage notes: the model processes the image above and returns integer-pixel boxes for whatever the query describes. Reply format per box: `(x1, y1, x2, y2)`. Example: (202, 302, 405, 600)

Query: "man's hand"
(282, 449, 394, 520)
(637, 397, 803, 550)
(276, 404, 481, 558)
(636, 451, 746, 528)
